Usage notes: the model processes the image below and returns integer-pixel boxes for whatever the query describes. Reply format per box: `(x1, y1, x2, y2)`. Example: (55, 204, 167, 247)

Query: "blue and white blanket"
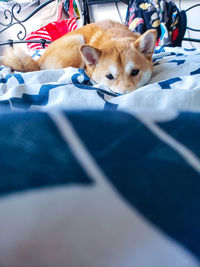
(1, 46, 200, 111)
(0, 47, 200, 267)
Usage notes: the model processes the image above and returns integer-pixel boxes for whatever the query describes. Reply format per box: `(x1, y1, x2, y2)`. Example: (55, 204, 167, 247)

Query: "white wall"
(175, 0, 200, 49)
(88, 2, 127, 24)
(88, 1, 200, 49)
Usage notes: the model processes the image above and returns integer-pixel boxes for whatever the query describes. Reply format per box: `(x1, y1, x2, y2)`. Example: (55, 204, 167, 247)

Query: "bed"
(0, 1, 200, 266)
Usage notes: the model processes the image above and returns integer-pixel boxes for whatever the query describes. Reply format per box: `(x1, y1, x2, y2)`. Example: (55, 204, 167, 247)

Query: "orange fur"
(2, 46, 39, 72)
(2, 20, 157, 94)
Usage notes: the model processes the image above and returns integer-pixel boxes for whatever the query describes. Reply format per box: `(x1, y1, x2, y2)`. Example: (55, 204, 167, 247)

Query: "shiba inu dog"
(2, 20, 157, 94)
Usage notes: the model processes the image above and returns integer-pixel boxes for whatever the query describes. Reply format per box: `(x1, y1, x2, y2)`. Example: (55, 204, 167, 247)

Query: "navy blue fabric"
(0, 111, 92, 196)
(10, 84, 66, 110)
(0, 74, 12, 84)
(191, 68, 200, 75)
(125, 0, 186, 47)
(0, 110, 199, 259)
(158, 77, 182, 89)
(66, 110, 200, 259)
(158, 112, 200, 160)
(0, 68, 118, 112)
(13, 73, 25, 84)
(169, 59, 185, 65)
(96, 91, 118, 110)
(71, 69, 118, 97)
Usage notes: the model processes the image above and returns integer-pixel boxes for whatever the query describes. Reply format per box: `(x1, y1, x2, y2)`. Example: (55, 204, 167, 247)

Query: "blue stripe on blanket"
(13, 73, 25, 84)
(10, 84, 66, 110)
(0, 73, 24, 84)
(158, 77, 182, 89)
(154, 46, 166, 54)
(0, 110, 199, 259)
(191, 68, 200, 75)
(65, 110, 200, 259)
(0, 111, 93, 196)
(72, 69, 118, 97)
(96, 91, 118, 110)
(0, 66, 6, 71)
(169, 59, 185, 65)
(158, 112, 200, 159)
(153, 56, 164, 63)
(0, 74, 12, 84)
(184, 48, 196, 51)
(0, 100, 11, 110)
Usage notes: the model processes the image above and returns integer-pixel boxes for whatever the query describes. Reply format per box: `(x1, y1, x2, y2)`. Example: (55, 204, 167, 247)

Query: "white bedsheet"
(1, 46, 200, 113)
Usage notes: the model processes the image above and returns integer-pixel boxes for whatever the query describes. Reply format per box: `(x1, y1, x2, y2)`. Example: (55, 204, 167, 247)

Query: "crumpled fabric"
(125, 0, 186, 47)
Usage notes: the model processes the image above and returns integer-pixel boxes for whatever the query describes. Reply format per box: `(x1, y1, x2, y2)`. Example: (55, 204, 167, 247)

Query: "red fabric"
(26, 18, 77, 51)
(172, 28, 179, 42)
(45, 20, 71, 41)
(155, 38, 160, 47)
(25, 0, 77, 51)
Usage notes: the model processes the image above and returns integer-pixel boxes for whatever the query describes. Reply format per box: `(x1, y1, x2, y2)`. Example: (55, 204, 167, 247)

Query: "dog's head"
(80, 29, 157, 94)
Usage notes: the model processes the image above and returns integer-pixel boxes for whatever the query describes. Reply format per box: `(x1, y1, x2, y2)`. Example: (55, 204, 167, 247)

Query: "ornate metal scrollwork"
(185, 4, 200, 32)
(2, 9, 12, 26)
(0, 3, 27, 40)
(0, 0, 55, 41)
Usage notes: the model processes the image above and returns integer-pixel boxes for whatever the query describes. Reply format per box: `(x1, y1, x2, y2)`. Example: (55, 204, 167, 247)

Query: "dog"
(2, 20, 157, 94)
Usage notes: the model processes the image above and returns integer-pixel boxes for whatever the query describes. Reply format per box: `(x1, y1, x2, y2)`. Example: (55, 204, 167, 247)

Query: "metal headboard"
(0, 0, 56, 47)
(183, 3, 200, 44)
(0, 0, 200, 47)
(0, 0, 128, 47)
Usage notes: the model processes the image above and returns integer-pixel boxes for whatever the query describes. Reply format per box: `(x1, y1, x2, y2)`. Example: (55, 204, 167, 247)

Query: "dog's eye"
(131, 69, 139, 76)
(106, 74, 114, 80)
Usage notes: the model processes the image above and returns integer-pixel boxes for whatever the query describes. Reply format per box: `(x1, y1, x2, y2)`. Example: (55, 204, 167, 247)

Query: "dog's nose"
(112, 82, 137, 94)
(122, 86, 137, 94)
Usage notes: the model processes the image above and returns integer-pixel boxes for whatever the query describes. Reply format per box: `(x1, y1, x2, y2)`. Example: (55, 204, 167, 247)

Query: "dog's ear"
(134, 29, 157, 60)
(80, 45, 101, 66)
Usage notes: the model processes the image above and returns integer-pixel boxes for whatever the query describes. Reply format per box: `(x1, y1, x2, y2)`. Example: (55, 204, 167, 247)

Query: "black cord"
(0, 39, 52, 47)
(185, 3, 200, 13)
(7, 39, 13, 48)
(177, 0, 200, 49)
(184, 1, 200, 49)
